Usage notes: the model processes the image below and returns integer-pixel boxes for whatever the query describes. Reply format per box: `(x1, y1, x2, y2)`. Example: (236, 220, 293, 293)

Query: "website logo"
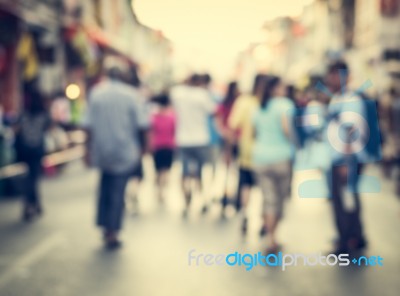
(188, 249, 384, 271)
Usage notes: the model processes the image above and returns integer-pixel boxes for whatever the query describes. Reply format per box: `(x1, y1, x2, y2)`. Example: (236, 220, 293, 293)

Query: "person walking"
(325, 61, 368, 254)
(170, 74, 216, 218)
(83, 59, 149, 249)
(228, 74, 266, 232)
(215, 81, 240, 215)
(14, 90, 51, 221)
(252, 76, 295, 253)
(150, 93, 176, 203)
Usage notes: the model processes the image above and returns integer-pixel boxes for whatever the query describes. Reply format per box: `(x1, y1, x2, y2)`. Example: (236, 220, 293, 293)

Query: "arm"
(214, 107, 235, 143)
(135, 97, 151, 155)
(227, 98, 243, 137)
(280, 100, 295, 141)
(83, 128, 92, 166)
(81, 101, 92, 167)
(138, 128, 150, 155)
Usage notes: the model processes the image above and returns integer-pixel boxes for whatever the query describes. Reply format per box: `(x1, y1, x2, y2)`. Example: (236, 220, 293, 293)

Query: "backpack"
(15, 113, 48, 159)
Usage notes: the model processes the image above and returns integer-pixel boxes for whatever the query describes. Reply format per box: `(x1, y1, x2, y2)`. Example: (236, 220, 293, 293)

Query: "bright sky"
(134, 0, 314, 81)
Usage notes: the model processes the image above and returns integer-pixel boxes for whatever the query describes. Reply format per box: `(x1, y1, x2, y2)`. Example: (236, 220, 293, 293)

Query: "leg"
(103, 173, 129, 248)
(126, 162, 143, 213)
(97, 172, 111, 229)
(347, 162, 366, 249)
(258, 163, 288, 250)
(238, 168, 253, 233)
(179, 148, 193, 216)
(331, 165, 351, 252)
(157, 169, 169, 202)
(23, 158, 42, 220)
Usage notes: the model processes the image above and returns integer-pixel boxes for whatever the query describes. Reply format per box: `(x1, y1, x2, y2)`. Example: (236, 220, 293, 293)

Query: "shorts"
(178, 146, 211, 178)
(239, 167, 256, 187)
(209, 145, 221, 164)
(255, 161, 291, 217)
(153, 148, 174, 172)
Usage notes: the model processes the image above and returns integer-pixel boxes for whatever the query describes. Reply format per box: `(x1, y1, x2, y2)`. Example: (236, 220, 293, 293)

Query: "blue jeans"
(327, 156, 365, 249)
(97, 171, 130, 232)
(178, 146, 211, 178)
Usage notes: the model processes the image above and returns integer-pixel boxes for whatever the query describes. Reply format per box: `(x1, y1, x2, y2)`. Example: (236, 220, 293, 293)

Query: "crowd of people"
(7, 56, 400, 255)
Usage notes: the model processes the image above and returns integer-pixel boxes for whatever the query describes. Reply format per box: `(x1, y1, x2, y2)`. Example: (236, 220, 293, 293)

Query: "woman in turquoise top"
(252, 76, 295, 253)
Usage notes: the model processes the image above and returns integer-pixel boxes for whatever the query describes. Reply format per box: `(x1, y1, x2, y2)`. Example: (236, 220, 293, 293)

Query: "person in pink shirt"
(150, 93, 176, 202)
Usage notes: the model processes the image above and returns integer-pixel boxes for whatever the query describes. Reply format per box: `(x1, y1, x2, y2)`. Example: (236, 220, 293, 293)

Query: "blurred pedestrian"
(150, 93, 176, 203)
(390, 88, 400, 197)
(216, 81, 240, 163)
(215, 81, 240, 214)
(125, 67, 150, 214)
(200, 73, 222, 174)
(228, 74, 266, 232)
(14, 90, 51, 221)
(325, 61, 368, 254)
(252, 76, 295, 253)
(83, 58, 149, 249)
(170, 74, 216, 218)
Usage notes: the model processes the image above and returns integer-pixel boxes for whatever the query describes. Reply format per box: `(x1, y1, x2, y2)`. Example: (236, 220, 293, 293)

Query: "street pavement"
(0, 158, 399, 296)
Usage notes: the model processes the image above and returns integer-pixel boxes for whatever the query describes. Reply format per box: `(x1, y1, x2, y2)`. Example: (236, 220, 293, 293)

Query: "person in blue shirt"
(83, 59, 149, 250)
(252, 76, 295, 253)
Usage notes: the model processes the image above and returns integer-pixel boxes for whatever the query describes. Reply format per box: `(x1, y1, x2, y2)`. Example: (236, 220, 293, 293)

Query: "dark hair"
(286, 84, 296, 102)
(252, 74, 267, 97)
(201, 73, 212, 85)
(328, 60, 349, 75)
(26, 90, 46, 115)
(152, 93, 170, 107)
(189, 74, 202, 86)
(261, 76, 281, 109)
(389, 87, 399, 97)
(107, 66, 126, 81)
(223, 81, 238, 107)
(130, 67, 141, 87)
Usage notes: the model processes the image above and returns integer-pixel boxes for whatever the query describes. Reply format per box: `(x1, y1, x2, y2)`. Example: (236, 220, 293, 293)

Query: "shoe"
(34, 205, 43, 216)
(241, 218, 248, 235)
(329, 246, 349, 256)
(265, 244, 282, 255)
(105, 239, 122, 250)
(221, 195, 229, 208)
(348, 238, 368, 251)
(235, 196, 242, 212)
(259, 225, 267, 237)
(22, 206, 37, 222)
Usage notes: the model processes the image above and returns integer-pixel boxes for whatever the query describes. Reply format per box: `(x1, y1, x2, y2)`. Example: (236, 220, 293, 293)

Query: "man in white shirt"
(170, 74, 216, 217)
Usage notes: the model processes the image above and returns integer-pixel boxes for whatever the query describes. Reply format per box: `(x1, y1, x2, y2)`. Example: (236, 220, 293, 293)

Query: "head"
(252, 74, 267, 98)
(153, 93, 170, 109)
(200, 73, 212, 87)
(189, 74, 202, 87)
(103, 56, 129, 83)
(326, 60, 349, 94)
(261, 76, 284, 109)
(223, 81, 239, 107)
(286, 84, 296, 101)
(26, 90, 46, 115)
(129, 67, 141, 88)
